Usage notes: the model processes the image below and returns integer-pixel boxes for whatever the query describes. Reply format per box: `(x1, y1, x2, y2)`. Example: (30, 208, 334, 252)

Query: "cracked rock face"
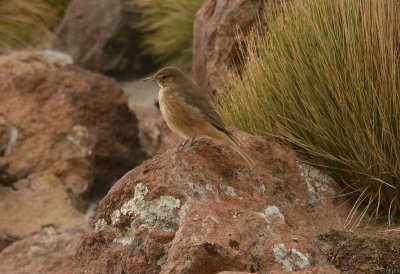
(74, 130, 348, 273)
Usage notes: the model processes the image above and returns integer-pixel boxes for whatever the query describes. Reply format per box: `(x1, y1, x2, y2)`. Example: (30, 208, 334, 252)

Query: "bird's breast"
(158, 88, 209, 139)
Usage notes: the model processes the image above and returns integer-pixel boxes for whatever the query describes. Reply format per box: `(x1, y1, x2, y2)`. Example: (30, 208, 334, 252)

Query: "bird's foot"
(180, 137, 196, 152)
(178, 140, 189, 151)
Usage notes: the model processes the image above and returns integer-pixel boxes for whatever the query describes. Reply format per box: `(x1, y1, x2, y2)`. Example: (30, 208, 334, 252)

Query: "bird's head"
(142, 66, 189, 88)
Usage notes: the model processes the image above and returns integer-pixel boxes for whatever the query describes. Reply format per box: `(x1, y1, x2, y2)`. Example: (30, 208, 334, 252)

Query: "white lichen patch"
(219, 183, 237, 197)
(111, 183, 185, 232)
(259, 206, 285, 222)
(299, 163, 336, 198)
(273, 244, 310, 271)
(94, 218, 107, 232)
(113, 235, 134, 246)
(102, 184, 190, 247)
(111, 209, 121, 225)
(120, 183, 149, 215)
(130, 195, 181, 230)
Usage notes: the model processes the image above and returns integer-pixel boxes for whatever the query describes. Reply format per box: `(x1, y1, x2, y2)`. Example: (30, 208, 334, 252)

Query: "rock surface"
(0, 51, 144, 197)
(53, 0, 155, 75)
(318, 230, 400, 273)
(218, 266, 340, 274)
(0, 174, 82, 239)
(0, 220, 87, 274)
(0, 52, 144, 272)
(74, 130, 350, 273)
(193, 0, 264, 96)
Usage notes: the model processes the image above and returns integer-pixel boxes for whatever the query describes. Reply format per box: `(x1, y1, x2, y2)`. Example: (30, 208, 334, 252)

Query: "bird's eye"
(161, 75, 167, 79)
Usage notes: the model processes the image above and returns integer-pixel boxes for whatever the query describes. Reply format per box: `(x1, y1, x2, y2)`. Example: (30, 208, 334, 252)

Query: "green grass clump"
(44, 0, 71, 18)
(126, 0, 203, 66)
(0, 0, 70, 53)
(218, 0, 400, 223)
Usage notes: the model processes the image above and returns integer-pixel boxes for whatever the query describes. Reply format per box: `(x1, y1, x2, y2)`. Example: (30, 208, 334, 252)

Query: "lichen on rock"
(110, 183, 186, 232)
(273, 243, 310, 271)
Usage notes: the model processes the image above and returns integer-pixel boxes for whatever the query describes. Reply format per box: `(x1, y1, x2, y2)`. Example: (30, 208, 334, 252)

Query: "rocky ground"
(0, 51, 399, 274)
(0, 0, 399, 273)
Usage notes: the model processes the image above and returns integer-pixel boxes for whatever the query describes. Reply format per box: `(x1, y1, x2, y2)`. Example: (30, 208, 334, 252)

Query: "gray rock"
(53, 0, 156, 76)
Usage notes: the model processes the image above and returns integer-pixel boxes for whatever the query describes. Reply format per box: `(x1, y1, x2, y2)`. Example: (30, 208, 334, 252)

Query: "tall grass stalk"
(127, 0, 202, 66)
(0, 0, 68, 53)
(218, 0, 400, 222)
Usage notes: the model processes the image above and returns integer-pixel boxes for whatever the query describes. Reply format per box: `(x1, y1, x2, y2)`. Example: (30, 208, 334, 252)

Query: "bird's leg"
(179, 140, 189, 151)
(183, 137, 196, 152)
(188, 137, 196, 147)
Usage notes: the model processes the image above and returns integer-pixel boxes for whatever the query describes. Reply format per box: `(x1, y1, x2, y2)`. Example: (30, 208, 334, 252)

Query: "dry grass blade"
(0, 0, 69, 53)
(217, 0, 400, 223)
(125, 0, 203, 66)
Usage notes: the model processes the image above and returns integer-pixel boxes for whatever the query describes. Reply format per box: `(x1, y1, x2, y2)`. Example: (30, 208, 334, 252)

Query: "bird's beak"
(142, 76, 155, 82)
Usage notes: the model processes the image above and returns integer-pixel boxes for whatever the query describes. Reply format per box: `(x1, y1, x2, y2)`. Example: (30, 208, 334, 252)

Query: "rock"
(270, 266, 341, 273)
(318, 230, 400, 274)
(0, 51, 144, 249)
(35, 49, 73, 64)
(0, 51, 144, 197)
(53, 0, 155, 75)
(0, 220, 87, 274)
(0, 51, 145, 273)
(219, 266, 341, 274)
(0, 174, 83, 238)
(0, 235, 16, 253)
(74, 130, 350, 273)
(193, 0, 265, 96)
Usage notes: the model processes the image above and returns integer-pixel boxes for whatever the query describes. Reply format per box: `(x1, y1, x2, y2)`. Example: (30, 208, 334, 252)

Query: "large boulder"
(193, 0, 264, 97)
(74, 130, 349, 273)
(53, 0, 156, 75)
(0, 52, 144, 197)
(0, 52, 145, 271)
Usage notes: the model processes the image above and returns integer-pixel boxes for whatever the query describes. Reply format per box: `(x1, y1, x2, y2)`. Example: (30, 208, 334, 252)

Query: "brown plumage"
(143, 66, 255, 167)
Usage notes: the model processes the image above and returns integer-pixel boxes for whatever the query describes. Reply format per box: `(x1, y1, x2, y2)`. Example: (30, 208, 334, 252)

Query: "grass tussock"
(127, 0, 203, 66)
(217, 0, 400, 223)
(0, 0, 70, 53)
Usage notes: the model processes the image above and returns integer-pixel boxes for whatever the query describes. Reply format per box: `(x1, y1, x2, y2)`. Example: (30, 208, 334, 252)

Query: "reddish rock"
(193, 0, 264, 96)
(0, 52, 144, 272)
(0, 220, 88, 274)
(0, 174, 83, 238)
(269, 266, 341, 273)
(0, 51, 144, 199)
(74, 130, 350, 273)
(219, 267, 340, 274)
(53, 0, 156, 75)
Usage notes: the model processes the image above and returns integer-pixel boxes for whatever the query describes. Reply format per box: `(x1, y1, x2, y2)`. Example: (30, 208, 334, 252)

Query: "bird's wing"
(181, 89, 229, 135)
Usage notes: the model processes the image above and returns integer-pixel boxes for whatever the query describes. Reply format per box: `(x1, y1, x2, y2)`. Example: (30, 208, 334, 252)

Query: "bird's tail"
(223, 133, 256, 168)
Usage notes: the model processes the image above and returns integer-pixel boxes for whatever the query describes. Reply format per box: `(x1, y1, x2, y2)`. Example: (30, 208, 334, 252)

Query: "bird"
(143, 66, 255, 167)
